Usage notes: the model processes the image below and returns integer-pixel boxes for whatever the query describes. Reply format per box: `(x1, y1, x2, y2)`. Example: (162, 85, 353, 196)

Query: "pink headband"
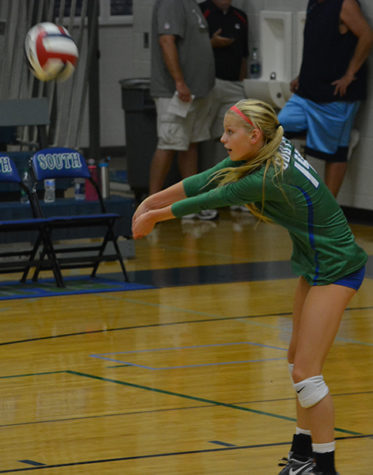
(230, 105, 255, 128)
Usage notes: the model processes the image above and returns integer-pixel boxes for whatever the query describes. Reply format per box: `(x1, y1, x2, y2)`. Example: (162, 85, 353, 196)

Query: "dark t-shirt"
(200, 0, 249, 81)
(297, 0, 367, 102)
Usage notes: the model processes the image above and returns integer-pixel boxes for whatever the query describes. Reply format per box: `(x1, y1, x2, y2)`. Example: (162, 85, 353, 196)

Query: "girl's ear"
(249, 128, 263, 144)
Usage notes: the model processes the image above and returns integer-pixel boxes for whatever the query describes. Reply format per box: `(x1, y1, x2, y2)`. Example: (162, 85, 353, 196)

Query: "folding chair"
(0, 153, 64, 285)
(30, 147, 129, 285)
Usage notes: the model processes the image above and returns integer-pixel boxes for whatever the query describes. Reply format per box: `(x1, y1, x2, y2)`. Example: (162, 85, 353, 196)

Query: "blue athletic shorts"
(278, 94, 360, 162)
(332, 266, 366, 291)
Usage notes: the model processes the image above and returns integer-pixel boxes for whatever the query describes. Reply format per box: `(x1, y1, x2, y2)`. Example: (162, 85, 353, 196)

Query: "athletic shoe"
(230, 205, 250, 212)
(181, 213, 199, 220)
(182, 210, 219, 221)
(197, 209, 219, 220)
(278, 453, 314, 474)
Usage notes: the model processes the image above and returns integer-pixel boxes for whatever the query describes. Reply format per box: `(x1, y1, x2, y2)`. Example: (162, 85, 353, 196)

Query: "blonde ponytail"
(214, 99, 285, 220)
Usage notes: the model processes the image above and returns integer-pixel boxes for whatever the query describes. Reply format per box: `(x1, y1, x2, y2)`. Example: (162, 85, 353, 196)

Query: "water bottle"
(74, 178, 85, 200)
(44, 178, 56, 203)
(99, 158, 110, 199)
(20, 169, 31, 204)
(250, 47, 261, 79)
(85, 158, 98, 201)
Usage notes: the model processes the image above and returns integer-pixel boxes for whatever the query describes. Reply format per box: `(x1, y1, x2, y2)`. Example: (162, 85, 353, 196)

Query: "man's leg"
(324, 161, 348, 198)
(149, 148, 175, 195)
(278, 95, 308, 133)
(177, 142, 198, 179)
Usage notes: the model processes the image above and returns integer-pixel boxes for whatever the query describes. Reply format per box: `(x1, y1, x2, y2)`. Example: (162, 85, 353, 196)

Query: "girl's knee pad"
(294, 375, 329, 408)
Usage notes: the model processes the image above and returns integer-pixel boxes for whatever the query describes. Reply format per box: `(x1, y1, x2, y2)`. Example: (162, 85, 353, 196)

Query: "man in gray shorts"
(149, 0, 216, 218)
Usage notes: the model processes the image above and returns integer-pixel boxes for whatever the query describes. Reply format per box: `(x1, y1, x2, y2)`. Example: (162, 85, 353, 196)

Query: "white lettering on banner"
(280, 141, 319, 189)
(0, 156, 12, 173)
(37, 152, 82, 170)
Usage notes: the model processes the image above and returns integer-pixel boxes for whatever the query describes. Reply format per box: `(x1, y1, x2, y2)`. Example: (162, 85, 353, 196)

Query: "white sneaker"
(230, 205, 250, 212)
(197, 209, 219, 220)
(181, 213, 199, 220)
(182, 210, 219, 221)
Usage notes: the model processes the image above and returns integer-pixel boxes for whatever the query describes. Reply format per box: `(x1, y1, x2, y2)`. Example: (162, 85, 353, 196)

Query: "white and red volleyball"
(24, 22, 78, 82)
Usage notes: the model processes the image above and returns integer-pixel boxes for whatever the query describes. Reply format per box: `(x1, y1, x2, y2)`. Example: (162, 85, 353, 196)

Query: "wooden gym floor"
(0, 208, 372, 474)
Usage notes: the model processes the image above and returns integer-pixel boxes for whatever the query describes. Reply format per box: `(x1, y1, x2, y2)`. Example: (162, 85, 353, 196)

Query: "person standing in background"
(278, 0, 373, 198)
(199, 0, 249, 140)
(149, 0, 218, 220)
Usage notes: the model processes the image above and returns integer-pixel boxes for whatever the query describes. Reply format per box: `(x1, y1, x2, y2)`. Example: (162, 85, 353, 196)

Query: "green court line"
(0, 371, 65, 379)
(0, 369, 364, 436)
(67, 370, 361, 435)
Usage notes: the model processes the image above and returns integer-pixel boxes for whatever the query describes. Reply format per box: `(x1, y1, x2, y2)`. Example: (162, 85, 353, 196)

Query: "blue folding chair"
(0, 153, 63, 285)
(30, 147, 129, 284)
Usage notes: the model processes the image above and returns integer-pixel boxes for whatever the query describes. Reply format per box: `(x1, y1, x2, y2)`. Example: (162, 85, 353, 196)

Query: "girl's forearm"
(149, 205, 175, 224)
(144, 181, 187, 210)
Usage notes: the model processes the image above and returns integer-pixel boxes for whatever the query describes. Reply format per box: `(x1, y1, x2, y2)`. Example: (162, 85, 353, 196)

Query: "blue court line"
(90, 341, 287, 370)
(0, 276, 154, 301)
(91, 341, 288, 355)
(209, 440, 237, 447)
(98, 356, 287, 370)
(18, 461, 45, 467)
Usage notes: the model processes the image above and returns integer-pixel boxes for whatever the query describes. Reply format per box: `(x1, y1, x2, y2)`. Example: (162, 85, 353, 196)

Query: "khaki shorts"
(155, 93, 213, 151)
(209, 79, 246, 139)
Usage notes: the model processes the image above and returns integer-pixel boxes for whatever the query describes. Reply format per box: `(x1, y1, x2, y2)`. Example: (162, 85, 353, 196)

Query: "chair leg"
(32, 230, 65, 288)
(43, 235, 65, 288)
(32, 246, 46, 282)
(90, 228, 111, 278)
(112, 236, 129, 282)
(90, 222, 129, 282)
(20, 234, 42, 283)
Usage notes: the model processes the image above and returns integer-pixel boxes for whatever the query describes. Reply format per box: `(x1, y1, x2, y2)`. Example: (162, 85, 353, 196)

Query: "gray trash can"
(119, 78, 157, 202)
(119, 78, 181, 202)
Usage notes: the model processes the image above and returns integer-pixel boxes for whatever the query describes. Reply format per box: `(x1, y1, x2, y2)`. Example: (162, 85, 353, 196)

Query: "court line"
(100, 357, 287, 370)
(67, 370, 362, 435)
(91, 341, 287, 370)
(0, 371, 65, 380)
(92, 341, 288, 354)
(0, 305, 372, 347)
(0, 370, 373, 434)
(0, 435, 371, 473)
(1, 388, 372, 429)
(18, 462, 45, 467)
(0, 312, 292, 347)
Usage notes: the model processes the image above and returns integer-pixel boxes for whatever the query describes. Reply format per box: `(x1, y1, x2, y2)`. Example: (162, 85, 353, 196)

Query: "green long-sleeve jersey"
(171, 138, 367, 285)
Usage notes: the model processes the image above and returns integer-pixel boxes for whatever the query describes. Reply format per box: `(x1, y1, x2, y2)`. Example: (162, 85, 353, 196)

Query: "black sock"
(291, 433, 313, 459)
(314, 451, 336, 473)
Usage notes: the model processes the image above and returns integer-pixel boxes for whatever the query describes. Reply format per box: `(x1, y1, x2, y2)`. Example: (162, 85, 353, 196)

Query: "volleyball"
(24, 22, 79, 82)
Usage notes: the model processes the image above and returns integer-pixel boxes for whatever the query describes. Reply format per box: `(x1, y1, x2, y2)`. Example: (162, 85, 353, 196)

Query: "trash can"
(119, 78, 181, 202)
(119, 78, 157, 202)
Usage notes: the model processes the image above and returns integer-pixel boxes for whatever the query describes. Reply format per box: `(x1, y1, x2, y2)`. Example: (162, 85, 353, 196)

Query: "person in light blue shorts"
(279, 95, 360, 163)
(278, 0, 373, 198)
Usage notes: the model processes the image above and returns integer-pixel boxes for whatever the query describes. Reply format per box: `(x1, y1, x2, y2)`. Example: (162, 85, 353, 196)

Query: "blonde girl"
(132, 99, 367, 475)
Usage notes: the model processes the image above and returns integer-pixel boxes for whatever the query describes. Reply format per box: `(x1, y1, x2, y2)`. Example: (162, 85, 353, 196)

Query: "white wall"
(97, 0, 373, 210)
